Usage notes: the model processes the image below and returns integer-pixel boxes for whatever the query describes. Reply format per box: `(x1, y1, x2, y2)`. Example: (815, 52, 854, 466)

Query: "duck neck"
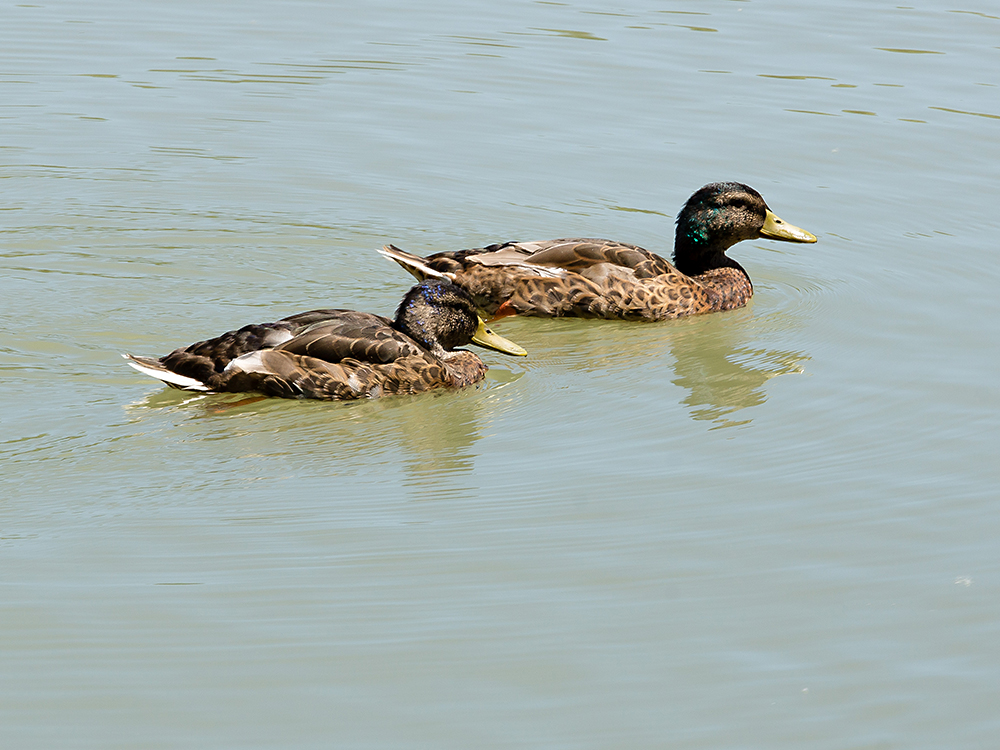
(394, 314, 443, 357)
(672, 222, 747, 279)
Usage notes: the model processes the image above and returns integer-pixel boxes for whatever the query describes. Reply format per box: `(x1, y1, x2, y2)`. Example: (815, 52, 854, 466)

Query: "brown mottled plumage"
(380, 182, 817, 321)
(123, 280, 526, 400)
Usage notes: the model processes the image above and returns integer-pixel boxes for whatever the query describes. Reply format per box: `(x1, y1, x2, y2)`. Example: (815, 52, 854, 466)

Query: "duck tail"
(378, 244, 456, 283)
(122, 353, 213, 392)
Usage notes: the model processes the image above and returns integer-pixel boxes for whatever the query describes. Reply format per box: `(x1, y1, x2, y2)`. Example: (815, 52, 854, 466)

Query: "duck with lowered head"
(124, 279, 526, 400)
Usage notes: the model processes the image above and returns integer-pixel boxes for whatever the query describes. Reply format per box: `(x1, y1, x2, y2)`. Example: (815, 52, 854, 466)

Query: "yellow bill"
(472, 317, 527, 357)
(760, 209, 817, 243)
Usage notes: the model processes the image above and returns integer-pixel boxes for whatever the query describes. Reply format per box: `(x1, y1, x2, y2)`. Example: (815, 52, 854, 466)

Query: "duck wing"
(467, 239, 677, 280)
(142, 308, 356, 380)
(379, 240, 684, 320)
(220, 313, 452, 400)
(275, 311, 426, 365)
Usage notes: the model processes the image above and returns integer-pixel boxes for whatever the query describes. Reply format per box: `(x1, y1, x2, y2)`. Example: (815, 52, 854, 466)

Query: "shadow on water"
(124, 371, 525, 499)
(667, 318, 809, 427)
(499, 310, 811, 429)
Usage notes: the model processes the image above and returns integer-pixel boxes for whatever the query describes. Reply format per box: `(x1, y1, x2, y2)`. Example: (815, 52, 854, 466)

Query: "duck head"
(394, 279, 527, 358)
(673, 182, 816, 275)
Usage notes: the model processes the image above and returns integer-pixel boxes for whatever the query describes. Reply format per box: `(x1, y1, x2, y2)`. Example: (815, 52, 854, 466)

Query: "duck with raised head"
(123, 279, 527, 400)
(379, 182, 817, 321)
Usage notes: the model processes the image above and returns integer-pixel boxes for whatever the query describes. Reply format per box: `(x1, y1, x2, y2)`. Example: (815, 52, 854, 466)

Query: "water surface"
(3, 1, 1000, 748)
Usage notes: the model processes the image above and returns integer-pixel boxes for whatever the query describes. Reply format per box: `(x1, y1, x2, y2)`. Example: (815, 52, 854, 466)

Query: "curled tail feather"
(378, 245, 456, 283)
(122, 353, 212, 391)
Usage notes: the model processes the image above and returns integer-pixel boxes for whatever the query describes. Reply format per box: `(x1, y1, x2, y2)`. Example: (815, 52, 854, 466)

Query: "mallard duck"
(379, 182, 817, 321)
(123, 279, 526, 400)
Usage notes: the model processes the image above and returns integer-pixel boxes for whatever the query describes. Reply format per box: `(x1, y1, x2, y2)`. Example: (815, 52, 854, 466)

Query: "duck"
(379, 182, 817, 321)
(123, 279, 527, 400)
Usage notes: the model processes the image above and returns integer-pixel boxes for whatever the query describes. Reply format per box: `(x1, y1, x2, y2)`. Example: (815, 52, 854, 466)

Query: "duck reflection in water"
(667, 320, 808, 426)
(491, 312, 808, 428)
(125, 367, 524, 499)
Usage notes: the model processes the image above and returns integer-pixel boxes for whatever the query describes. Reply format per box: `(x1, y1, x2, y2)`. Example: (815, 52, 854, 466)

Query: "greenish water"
(3, 1, 1000, 748)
